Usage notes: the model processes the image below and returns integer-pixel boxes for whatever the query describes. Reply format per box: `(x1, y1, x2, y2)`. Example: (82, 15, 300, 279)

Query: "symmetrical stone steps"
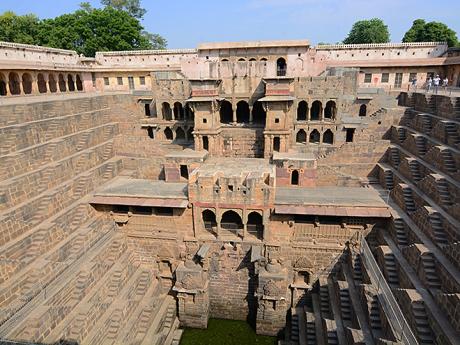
(0, 109, 111, 155)
(0, 122, 119, 181)
(0, 140, 115, 210)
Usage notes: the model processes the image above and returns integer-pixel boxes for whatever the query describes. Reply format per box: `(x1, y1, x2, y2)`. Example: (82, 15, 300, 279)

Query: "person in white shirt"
(433, 75, 441, 94)
(442, 77, 449, 91)
(426, 77, 433, 92)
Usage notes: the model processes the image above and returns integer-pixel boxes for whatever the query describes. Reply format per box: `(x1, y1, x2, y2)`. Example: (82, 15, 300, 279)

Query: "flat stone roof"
(165, 149, 208, 160)
(198, 40, 310, 51)
(91, 177, 188, 208)
(275, 187, 390, 217)
(194, 158, 274, 178)
(272, 151, 316, 161)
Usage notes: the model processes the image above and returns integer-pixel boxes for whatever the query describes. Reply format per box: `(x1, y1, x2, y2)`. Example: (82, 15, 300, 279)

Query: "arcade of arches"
(201, 209, 264, 239)
(0, 71, 84, 96)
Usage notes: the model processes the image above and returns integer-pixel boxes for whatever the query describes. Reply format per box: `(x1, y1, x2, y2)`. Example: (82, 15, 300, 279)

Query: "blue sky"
(1, 0, 459, 49)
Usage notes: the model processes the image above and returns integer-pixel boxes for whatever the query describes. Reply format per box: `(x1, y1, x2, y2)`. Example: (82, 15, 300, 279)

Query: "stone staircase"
(440, 148, 457, 173)
(412, 302, 435, 345)
(401, 185, 416, 213)
(408, 159, 422, 182)
(428, 212, 448, 246)
(393, 218, 409, 246)
(414, 135, 427, 155)
(421, 254, 441, 290)
(384, 253, 399, 287)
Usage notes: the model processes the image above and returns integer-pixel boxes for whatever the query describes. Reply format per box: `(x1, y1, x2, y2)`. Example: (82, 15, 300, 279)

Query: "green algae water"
(179, 319, 277, 345)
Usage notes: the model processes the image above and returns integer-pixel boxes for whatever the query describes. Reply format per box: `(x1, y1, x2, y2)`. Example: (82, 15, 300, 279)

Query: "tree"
(36, 7, 161, 57)
(343, 18, 390, 44)
(403, 19, 458, 47)
(101, 0, 146, 19)
(0, 11, 40, 45)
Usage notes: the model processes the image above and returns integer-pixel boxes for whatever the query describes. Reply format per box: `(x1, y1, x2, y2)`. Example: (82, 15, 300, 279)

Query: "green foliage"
(0, 11, 40, 44)
(36, 7, 157, 56)
(403, 19, 458, 47)
(101, 0, 146, 19)
(180, 319, 276, 345)
(343, 18, 390, 44)
(0, 0, 166, 57)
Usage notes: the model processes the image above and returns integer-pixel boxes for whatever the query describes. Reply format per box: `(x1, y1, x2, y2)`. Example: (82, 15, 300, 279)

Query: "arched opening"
(359, 104, 367, 117)
(22, 73, 32, 94)
(202, 210, 217, 233)
(220, 100, 233, 124)
(310, 101, 322, 121)
(236, 100, 249, 123)
(296, 129, 307, 143)
(249, 58, 256, 62)
(67, 74, 75, 91)
(8, 72, 21, 95)
(186, 127, 194, 141)
(247, 212, 263, 240)
(297, 101, 308, 121)
(76, 74, 83, 91)
(324, 101, 336, 119)
(175, 127, 186, 141)
(173, 102, 184, 120)
(202, 136, 209, 150)
(277, 57, 287, 76)
(221, 59, 229, 62)
(291, 170, 299, 185)
(164, 127, 173, 140)
(273, 137, 280, 152)
(162, 102, 172, 120)
(252, 101, 266, 125)
(58, 74, 66, 92)
(0, 73, 7, 96)
(309, 129, 320, 143)
(48, 74, 57, 93)
(323, 129, 334, 144)
(37, 73, 47, 93)
(238, 58, 246, 62)
(221, 210, 243, 235)
(184, 103, 194, 121)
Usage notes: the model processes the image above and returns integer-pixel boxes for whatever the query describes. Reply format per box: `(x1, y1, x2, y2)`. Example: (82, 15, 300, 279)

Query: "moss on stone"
(180, 319, 277, 345)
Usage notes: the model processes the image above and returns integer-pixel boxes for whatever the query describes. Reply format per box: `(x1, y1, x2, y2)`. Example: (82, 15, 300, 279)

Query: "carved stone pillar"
(256, 259, 290, 336)
(173, 260, 209, 329)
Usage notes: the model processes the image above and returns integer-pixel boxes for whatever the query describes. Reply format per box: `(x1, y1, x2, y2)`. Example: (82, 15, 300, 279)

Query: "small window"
(147, 127, 154, 139)
(381, 73, 389, 83)
(155, 207, 173, 216)
(104, 77, 110, 86)
(275, 118, 280, 123)
(91, 72, 96, 87)
(114, 205, 129, 213)
(132, 206, 152, 214)
(409, 73, 417, 82)
(180, 165, 189, 179)
(117, 77, 123, 85)
(139, 76, 146, 85)
(364, 73, 372, 83)
(144, 103, 151, 116)
(291, 170, 299, 185)
(228, 185, 234, 192)
(203, 118, 207, 123)
(346, 128, 355, 142)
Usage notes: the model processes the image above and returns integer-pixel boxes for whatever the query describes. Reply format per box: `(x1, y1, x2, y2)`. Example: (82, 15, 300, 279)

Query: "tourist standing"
(442, 77, 449, 92)
(426, 77, 433, 92)
(411, 76, 417, 91)
(433, 74, 441, 94)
